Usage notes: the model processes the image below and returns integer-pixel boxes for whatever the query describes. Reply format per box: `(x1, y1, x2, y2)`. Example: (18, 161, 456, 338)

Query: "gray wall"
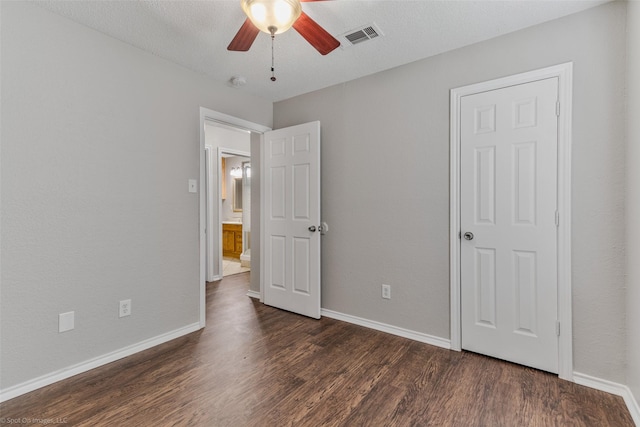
(626, 0, 640, 410)
(274, 2, 627, 382)
(0, 2, 272, 390)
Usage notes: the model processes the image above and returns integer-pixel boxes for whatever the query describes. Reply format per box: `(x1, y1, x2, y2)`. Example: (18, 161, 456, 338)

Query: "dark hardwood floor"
(1, 273, 634, 426)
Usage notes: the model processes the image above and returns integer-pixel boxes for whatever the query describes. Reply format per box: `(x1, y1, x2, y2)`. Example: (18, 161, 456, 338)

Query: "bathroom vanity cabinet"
(222, 223, 242, 259)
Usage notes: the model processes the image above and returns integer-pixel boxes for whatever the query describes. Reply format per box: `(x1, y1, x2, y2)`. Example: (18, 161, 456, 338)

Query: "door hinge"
(556, 321, 561, 336)
(555, 211, 560, 227)
(556, 101, 560, 117)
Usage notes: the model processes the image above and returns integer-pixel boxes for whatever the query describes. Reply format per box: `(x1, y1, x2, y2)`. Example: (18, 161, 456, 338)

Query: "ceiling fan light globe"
(249, 3, 267, 23)
(241, 0, 302, 35)
(274, 2, 294, 26)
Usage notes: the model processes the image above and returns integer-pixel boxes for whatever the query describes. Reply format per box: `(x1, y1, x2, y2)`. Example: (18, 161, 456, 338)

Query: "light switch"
(59, 311, 75, 333)
(188, 179, 197, 193)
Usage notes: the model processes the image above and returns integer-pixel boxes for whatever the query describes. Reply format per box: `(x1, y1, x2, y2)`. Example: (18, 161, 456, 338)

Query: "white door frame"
(449, 63, 573, 380)
(199, 107, 271, 328)
(205, 145, 213, 281)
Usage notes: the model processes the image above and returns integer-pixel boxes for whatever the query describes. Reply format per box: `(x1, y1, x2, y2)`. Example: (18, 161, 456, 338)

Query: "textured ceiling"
(35, 0, 608, 102)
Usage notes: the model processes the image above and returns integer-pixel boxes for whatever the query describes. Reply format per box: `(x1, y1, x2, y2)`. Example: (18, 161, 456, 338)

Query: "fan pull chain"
(270, 33, 276, 82)
(268, 26, 277, 82)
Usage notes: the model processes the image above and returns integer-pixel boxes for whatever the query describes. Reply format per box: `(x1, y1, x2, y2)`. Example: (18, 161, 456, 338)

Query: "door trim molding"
(204, 145, 218, 283)
(449, 63, 573, 380)
(199, 108, 271, 328)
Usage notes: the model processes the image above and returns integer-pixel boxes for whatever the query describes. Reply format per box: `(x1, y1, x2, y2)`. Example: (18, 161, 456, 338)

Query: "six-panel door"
(263, 121, 321, 319)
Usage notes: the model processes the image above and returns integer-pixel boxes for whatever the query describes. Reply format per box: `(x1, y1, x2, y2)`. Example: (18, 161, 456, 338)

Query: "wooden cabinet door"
(222, 229, 235, 257)
(235, 232, 243, 255)
(222, 224, 242, 259)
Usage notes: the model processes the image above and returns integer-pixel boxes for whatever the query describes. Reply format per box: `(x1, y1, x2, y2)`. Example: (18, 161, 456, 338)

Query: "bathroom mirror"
(233, 178, 242, 212)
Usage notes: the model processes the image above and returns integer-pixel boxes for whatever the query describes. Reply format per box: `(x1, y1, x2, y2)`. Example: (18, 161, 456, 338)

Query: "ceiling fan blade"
(227, 18, 260, 52)
(293, 11, 340, 55)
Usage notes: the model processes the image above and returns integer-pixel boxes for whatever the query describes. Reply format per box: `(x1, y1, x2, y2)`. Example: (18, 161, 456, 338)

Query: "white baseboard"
(321, 309, 451, 350)
(0, 322, 201, 403)
(246, 290, 261, 300)
(574, 372, 640, 425)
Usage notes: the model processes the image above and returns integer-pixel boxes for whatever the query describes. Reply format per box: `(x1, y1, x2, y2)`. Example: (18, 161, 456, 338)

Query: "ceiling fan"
(227, 0, 341, 56)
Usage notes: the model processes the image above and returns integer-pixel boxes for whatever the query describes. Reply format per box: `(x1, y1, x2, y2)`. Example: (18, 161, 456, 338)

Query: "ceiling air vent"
(339, 23, 384, 48)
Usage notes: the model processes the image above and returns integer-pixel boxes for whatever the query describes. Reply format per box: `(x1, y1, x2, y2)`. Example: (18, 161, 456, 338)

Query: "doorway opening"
(204, 122, 251, 281)
(198, 108, 271, 328)
(220, 152, 251, 277)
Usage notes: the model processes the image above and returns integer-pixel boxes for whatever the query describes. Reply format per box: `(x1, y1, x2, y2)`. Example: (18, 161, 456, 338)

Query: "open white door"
(262, 121, 321, 319)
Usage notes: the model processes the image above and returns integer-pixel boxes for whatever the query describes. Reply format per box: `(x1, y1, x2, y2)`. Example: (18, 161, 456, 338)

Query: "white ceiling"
(35, 0, 608, 102)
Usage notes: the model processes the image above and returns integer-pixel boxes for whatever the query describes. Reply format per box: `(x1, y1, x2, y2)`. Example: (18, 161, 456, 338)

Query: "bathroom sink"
(223, 219, 242, 224)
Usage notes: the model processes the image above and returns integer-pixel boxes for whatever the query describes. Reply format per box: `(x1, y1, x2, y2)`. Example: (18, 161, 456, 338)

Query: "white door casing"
(262, 121, 321, 319)
(460, 78, 559, 373)
(450, 63, 573, 380)
(205, 145, 214, 282)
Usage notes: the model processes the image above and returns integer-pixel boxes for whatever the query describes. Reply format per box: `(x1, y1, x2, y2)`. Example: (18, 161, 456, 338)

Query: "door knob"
(308, 226, 317, 232)
(463, 232, 474, 241)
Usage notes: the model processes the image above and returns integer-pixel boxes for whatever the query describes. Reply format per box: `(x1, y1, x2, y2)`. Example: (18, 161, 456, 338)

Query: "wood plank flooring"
(1, 273, 634, 426)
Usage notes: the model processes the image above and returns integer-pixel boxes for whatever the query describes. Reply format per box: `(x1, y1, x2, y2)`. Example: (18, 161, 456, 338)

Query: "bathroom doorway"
(221, 153, 251, 277)
(204, 119, 252, 282)
(199, 108, 270, 327)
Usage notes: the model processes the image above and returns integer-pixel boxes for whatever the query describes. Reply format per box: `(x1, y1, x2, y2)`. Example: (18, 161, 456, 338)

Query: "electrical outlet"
(382, 284, 391, 300)
(119, 299, 132, 318)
